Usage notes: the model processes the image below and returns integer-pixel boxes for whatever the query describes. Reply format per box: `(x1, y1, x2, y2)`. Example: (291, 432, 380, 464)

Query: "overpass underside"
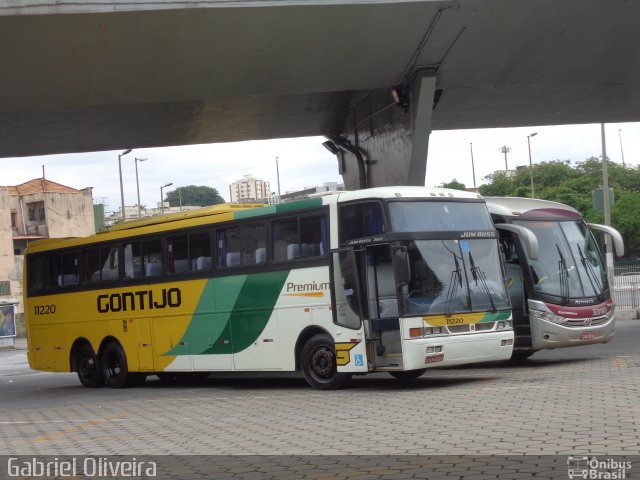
(2, 0, 640, 188)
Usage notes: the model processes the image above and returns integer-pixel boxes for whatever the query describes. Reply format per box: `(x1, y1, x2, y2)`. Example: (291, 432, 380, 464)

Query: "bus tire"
(75, 343, 104, 388)
(510, 350, 536, 361)
(101, 342, 143, 388)
(389, 369, 427, 380)
(300, 334, 351, 390)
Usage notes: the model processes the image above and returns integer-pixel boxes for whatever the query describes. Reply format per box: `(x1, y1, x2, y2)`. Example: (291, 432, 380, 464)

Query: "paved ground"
(1, 320, 639, 478)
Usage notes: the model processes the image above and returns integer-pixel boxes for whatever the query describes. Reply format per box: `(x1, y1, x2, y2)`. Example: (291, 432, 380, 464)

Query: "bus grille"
(446, 322, 495, 334)
(563, 316, 609, 327)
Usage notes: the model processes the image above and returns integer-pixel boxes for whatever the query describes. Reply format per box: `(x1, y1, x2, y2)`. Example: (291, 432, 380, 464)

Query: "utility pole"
(601, 123, 613, 280)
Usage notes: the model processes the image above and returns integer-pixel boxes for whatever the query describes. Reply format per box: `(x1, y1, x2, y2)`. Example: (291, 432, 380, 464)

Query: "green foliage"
(440, 179, 466, 190)
(479, 158, 640, 256)
(165, 185, 224, 207)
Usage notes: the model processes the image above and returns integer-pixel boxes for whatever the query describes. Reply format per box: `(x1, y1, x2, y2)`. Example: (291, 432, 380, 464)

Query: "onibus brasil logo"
(567, 456, 632, 479)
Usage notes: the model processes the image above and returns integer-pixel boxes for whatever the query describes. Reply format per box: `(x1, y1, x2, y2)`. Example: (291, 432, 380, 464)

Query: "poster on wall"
(0, 304, 16, 337)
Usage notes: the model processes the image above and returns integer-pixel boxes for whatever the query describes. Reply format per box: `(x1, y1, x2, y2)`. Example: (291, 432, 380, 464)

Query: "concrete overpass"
(2, 0, 640, 188)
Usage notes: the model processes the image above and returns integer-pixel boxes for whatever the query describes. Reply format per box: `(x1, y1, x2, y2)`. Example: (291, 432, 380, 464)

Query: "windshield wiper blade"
(445, 254, 463, 317)
(556, 244, 570, 303)
(577, 244, 604, 296)
(469, 251, 497, 312)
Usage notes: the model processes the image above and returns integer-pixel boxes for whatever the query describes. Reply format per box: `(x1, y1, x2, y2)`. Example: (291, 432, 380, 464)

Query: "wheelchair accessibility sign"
(354, 354, 364, 367)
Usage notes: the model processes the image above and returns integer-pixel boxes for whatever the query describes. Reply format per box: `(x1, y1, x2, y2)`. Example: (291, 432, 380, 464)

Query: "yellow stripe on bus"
(422, 313, 485, 327)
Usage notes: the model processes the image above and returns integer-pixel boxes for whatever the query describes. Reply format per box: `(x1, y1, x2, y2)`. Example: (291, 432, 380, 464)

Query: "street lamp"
(469, 142, 477, 188)
(618, 129, 626, 167)
(134, 158, 147, 218)
(527, 133, 538, 198)
(118, 149, 132, 220)
(160, 183, 173, 215)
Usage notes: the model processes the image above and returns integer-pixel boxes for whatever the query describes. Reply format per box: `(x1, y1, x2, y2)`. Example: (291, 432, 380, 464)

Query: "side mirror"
(393, 248, 411, 287)
(495, 224, 539, 260)
(588, 223, 625, 257)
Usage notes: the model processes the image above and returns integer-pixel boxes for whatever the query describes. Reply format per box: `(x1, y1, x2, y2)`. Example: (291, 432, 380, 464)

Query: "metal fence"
(612, 265, 640, 310)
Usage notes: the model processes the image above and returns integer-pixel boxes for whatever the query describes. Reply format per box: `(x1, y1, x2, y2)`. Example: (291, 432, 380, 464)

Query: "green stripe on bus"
(234, 198, 323, 220)
(480, 310, 511, 322)
(164, 270, 290, 356)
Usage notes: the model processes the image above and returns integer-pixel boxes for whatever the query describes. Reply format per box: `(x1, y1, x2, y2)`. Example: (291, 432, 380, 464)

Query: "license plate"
(425, 353, 445, 364)
(581, 331, 596, 341)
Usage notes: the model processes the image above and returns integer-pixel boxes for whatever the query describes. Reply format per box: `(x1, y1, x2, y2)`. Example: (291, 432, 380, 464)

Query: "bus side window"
(82, 249, 101, 284)
(190, 232, 212, 271)
(339, 202, 385, 244)
(28, 256, 45, 293)
(272, 218, 298, 262)
(123, 242, 142, 279)
(167, 234, 189, 274)
(59, 252, 79, 286)
(142, 239, 162, 277)
(100, 245, 120, 281)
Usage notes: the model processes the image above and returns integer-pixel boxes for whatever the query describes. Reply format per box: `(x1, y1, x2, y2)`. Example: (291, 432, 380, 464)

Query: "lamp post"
(618, 129, 626, 167)
(160, 183, 173, 215)
(134, 157, 147, 218)
(527, 132, 538, 198)
(118, 149, 132, 220)
(469, 142, 477, 188)
(275, 156, 281, 203)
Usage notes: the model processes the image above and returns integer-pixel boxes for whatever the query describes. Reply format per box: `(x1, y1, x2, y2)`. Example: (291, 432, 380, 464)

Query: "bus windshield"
(400, 239, 511, 316)
(513, 219, 608, 300)
(388, 200, 494, 232)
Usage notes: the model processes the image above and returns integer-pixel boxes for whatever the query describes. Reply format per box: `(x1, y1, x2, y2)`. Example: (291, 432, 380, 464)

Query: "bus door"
(364, 244, 403, 369)
(501, 235, 532, 350)
(330, 248, 368, 373)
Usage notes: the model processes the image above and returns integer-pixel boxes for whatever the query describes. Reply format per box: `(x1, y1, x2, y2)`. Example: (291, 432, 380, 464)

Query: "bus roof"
(485, 197, 581, 219)
(25, 187, 484, 254)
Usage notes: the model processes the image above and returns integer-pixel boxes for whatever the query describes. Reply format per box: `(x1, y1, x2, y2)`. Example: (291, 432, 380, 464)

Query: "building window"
(27, 202, 45, 224)
(0, 281, 10, 296)
(10, 212, 17, 228)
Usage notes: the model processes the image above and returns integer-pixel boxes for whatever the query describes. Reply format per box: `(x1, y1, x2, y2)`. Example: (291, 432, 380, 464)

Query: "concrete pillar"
(334, 75, 437, 190)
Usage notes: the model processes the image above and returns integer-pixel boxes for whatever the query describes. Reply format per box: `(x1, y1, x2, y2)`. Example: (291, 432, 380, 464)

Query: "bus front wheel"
(300, 334, 351, 390)
(389, 369, 427, 380)
(101, 342, 145, 388)
(75, 343, 104, 388)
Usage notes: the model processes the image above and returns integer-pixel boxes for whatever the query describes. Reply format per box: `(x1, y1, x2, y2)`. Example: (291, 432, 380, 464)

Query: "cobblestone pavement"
(0, 320, 639, 478)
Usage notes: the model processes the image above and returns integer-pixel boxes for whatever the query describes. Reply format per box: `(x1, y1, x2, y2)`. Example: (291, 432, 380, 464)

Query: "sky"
(2, 121, 639, 216)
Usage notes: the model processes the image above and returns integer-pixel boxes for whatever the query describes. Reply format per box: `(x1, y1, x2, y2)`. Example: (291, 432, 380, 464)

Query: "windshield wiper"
(576, 244, 604, 297)
(469, 251, 497, 312)
(557, 244, 570, 303)
(445, 253, 463, 317)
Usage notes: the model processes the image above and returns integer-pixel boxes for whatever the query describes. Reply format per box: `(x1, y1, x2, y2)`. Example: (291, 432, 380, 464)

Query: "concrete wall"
(0, 191, 14, 285)
(44, 192, 96, 238)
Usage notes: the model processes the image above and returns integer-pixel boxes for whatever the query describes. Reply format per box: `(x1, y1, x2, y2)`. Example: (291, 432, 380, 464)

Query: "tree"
(165, 185, 224, 207)
(477, 157, 640, 257)
(440, 179, 466, 190)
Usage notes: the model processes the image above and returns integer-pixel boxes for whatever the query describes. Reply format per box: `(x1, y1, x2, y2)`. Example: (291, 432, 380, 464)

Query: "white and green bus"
(24, 187, 514, 390)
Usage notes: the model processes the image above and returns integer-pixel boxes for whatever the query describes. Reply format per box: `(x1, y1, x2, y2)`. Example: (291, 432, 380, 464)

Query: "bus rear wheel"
(75, 343, 104, 388)
(301, 334, 352, 390)
(101, 342, 145, 388)
(389, 369, 427, 380)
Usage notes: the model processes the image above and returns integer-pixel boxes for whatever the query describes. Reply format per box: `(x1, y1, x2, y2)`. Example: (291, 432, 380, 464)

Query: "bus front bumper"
(530, 315, 615, 350)
(402, 331, 514, 371)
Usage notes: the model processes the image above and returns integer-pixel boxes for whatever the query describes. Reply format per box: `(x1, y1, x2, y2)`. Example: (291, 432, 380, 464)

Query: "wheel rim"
(309, 345, 336, 381)
(104, 350, 122, 380)
(78, 353, 97, 382)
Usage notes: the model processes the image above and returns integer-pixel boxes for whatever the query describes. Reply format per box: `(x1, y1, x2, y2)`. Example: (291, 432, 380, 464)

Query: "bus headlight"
(529, 308, 564, 325)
